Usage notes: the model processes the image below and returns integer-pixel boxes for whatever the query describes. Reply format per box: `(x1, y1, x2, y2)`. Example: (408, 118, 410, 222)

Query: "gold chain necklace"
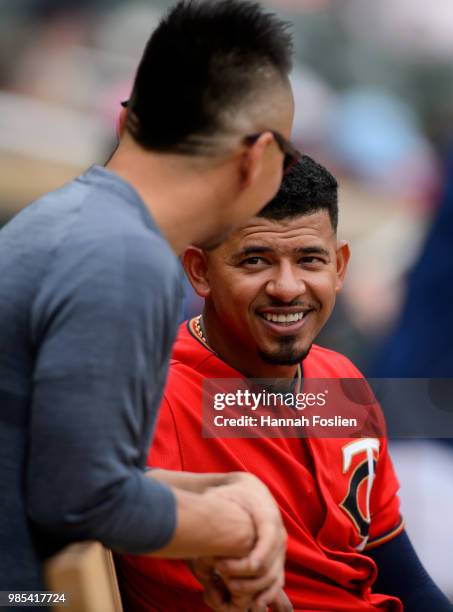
(194, 314, 207, 343)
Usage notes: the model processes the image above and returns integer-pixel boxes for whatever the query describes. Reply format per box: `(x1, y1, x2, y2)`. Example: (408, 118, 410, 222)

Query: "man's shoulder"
(0, 166, 175, 271)
(167, 343, 217, 379)
(305, 344, 364, 378)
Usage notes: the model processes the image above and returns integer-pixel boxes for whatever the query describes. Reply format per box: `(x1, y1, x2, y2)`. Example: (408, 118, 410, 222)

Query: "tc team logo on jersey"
(340, 438, 380, 550)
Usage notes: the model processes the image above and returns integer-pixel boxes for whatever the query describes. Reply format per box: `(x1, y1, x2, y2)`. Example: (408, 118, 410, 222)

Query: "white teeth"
(262, 312, 305, 323)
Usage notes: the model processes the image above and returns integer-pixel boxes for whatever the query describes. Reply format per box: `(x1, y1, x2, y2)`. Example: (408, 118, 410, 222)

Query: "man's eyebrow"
(233, 245, 273, 258)
(295, 246, 330, 257)
(233, 245, 331, 258)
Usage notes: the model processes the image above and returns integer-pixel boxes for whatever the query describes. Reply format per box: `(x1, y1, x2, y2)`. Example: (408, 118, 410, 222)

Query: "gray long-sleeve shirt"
(0, 166, 183, 589)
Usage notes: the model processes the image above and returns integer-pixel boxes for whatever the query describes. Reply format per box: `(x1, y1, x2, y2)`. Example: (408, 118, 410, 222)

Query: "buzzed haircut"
(259, 155, 339, 231)
(126, 0, 293, 153)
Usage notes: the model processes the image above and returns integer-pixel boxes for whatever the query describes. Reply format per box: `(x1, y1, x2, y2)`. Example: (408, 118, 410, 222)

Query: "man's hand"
(149, 469, 287, 608)
(268, 590, 293, 612)
(149, 486, 256, 559)
(189, 558, 240, 611)
(208, 472, 288, 609)
(189, 558, 292, 612)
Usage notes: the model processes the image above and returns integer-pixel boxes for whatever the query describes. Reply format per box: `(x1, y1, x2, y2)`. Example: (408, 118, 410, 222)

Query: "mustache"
(256, 299, 314, 309)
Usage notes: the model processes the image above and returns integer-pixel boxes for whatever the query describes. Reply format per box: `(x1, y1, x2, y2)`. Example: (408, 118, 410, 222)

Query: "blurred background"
(1, 0, 452, 596)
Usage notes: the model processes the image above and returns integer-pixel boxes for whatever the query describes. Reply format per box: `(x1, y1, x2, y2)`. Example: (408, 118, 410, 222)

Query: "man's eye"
(242, 257, 266, 265)
(300, 256, 323, 265)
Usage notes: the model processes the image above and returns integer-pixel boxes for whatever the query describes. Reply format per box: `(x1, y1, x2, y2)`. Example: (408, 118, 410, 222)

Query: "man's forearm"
(148, 468, 238, 494)
(368, 530, 453, 611)
(146, 486, 256, 559)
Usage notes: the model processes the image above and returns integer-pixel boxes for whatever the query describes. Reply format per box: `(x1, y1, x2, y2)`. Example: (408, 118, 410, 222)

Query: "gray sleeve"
(27, 233, 180, 553)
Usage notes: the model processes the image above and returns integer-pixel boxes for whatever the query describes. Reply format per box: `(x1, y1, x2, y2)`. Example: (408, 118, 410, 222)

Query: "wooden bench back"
(45, 541, 123, 612)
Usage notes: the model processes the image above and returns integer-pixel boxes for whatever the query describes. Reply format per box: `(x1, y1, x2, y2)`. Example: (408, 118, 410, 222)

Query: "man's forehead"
(222, 211, 334, 251)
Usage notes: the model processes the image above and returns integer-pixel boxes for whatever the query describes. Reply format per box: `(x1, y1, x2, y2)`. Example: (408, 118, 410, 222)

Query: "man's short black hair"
(127, 0, 293, 152)
(259, 155, 338, 231)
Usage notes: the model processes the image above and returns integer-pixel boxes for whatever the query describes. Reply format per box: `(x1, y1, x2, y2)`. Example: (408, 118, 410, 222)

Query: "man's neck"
(201, 309, 299, 381)
(106, 140, 229, 255)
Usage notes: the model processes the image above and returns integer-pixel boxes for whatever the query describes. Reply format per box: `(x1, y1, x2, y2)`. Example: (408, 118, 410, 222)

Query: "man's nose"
(265, 262, 306, 302)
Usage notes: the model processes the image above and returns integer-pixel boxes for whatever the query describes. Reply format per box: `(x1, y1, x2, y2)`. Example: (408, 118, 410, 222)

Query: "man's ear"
(335, 240, 351, 292)
(238, 132, 275, 189)
(116, 106, 129, 139)
(182, 246, 211, 298)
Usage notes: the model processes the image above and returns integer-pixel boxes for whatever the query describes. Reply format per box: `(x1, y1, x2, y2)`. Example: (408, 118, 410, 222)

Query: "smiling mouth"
(260, 311, 306, 325)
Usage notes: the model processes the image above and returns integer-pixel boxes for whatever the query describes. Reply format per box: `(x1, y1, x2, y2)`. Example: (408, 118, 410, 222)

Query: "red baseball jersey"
(118, 320, 404, 612)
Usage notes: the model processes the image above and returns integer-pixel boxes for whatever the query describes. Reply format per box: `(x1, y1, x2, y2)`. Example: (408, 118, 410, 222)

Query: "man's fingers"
(254, 576, 287, 610)
(248, 520, 286, 572)
(214, 473, 285, 559)
(244, 520, 286, 579)
(216, 522, 286, 577)
(268, 589, 293, 612)
(207, 474, 288, 612)
(222, 557, 284, 596)
(189, 558, 243, 611)
(203, 576, 244, 611)
(216, 556, 260, 577)
(230, 593, 258, 611)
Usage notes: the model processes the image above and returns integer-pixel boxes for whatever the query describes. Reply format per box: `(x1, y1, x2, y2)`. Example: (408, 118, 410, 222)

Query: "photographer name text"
(213, 414, 358, 428)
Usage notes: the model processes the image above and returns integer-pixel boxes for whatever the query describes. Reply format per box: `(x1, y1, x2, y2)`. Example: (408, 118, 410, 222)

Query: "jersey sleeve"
(27, 233, 180, 554)
(365, 435, 404, 550)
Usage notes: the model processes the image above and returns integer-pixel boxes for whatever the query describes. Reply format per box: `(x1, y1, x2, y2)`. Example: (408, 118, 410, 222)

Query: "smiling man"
(117, 157, 452, 611)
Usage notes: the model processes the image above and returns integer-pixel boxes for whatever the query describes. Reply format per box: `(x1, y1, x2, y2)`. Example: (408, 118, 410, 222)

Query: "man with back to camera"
(117, 156, 453, 611)
(0, 0, 299, 604)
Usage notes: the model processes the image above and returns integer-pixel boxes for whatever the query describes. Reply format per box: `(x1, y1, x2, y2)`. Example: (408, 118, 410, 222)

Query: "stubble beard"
(258, 336, 312, 366)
